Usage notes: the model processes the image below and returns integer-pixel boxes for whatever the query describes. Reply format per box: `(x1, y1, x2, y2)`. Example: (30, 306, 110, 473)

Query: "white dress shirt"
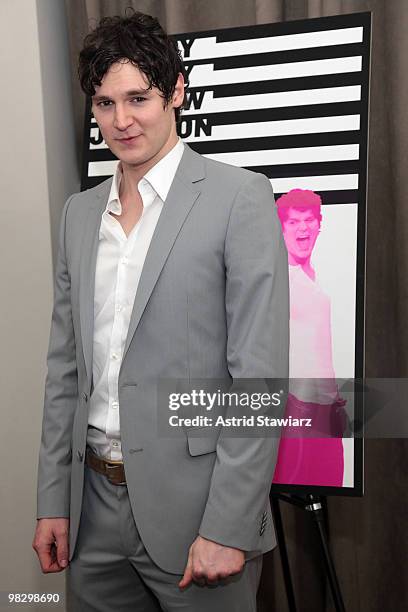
(87, 139, 184, 460)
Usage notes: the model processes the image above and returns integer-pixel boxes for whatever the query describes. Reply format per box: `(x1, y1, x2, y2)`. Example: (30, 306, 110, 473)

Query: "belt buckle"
(105, 462, 126, 486)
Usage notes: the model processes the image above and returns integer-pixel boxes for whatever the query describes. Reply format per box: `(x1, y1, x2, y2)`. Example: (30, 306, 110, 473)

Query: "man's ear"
(172, 73, 185, 109)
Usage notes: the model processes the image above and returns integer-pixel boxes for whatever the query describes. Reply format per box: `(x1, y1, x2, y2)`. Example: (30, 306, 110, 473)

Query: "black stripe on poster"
(249, 160, 361, 178)
(189, 131, 361, 155)
(210, 72, 362, 98)
(203, 43, 364, 71)
(272, 189, 358, 205)
(180, 102, 362, 125)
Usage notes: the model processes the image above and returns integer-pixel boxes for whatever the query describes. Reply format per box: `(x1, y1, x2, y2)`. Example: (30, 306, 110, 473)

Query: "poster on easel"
(81, 12, 370, 496)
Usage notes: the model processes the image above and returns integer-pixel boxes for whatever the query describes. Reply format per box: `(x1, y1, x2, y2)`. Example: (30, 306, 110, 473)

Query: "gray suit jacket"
(37, 144, 289, 574)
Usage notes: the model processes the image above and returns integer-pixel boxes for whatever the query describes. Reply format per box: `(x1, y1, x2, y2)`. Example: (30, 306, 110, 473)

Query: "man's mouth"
(116, 135, 140, 144)
(296, 236, 310, 249)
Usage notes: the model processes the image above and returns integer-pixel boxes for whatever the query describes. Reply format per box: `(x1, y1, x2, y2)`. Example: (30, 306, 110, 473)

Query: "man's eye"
(97, 100, 112, 107)
(131, 97, 146, 103)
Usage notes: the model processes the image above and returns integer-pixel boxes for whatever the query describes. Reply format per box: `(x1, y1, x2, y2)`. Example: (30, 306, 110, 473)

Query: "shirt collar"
(106, 161, 122, 214)
(105, 139, 184, 213)
(143, 138, 184, 202)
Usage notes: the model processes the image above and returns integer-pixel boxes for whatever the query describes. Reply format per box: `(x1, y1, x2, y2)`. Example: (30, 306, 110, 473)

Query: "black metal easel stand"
(270, 492, 346, 612)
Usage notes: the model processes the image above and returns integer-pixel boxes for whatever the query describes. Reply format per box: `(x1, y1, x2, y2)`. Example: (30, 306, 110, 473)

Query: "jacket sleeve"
(37, 195, 78, 518)
(198, 172, 289, 550)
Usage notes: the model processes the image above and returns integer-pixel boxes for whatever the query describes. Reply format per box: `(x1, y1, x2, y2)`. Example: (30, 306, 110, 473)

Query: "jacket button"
(77, 450, 84, 462)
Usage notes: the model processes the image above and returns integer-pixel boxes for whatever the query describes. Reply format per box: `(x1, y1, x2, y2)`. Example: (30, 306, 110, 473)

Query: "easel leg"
(305, 496, 346, 612)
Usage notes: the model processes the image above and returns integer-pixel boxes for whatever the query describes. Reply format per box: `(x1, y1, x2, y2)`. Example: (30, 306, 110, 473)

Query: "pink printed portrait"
(272, 189, 357, 488)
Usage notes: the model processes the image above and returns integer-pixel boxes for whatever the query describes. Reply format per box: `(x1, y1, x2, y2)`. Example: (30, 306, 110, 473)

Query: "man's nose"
(298, 221, 308, 231)
(113, 105, 133, 131)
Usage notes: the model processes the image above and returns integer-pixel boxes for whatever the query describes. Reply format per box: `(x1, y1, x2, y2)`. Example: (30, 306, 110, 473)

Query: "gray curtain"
(64, 1, 408, 610)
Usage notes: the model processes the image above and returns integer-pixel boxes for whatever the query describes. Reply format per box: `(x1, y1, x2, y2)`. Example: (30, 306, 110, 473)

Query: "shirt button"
(121, 257, 129, 265)
(111, 352, 119, 360)
(112, 440, 120, 448)
(112, 401, 119, 409)
(115, 304, 123, 313)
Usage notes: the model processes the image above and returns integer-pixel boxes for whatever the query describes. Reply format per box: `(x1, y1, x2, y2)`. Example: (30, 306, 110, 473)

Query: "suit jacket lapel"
(79, 180, 112, 385)
(121, 145, 205, 362)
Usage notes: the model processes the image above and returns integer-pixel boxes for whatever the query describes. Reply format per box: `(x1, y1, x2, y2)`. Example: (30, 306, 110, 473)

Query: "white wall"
(0, 1, 78, 608)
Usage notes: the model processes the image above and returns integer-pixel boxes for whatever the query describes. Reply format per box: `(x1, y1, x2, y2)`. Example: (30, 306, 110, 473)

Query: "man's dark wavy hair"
(78, 10, 187, 122)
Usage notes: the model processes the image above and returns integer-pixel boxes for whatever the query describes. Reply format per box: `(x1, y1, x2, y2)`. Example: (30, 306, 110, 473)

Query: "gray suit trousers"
(66, 464, 262, 612)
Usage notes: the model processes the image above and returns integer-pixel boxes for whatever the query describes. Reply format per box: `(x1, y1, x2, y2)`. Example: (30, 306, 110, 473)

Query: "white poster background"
(310, 202, 357, 486)
(311, 202, 357, 378)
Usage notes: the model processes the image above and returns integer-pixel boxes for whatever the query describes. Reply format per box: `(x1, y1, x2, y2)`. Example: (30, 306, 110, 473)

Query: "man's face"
(282, 208, 320, 263)
(92, 61, 184, 171)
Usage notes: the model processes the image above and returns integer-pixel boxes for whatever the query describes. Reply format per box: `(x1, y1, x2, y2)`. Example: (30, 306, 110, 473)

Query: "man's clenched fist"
(179, 535, 245, 588)
(32, 518, 70, 573)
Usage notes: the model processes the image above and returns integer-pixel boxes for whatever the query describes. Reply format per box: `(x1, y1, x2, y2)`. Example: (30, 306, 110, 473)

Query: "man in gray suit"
(33, 11, 289, 612)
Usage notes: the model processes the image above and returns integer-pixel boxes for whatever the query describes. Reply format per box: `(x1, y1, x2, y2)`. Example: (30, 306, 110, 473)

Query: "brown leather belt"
(86, 448, 127, 485)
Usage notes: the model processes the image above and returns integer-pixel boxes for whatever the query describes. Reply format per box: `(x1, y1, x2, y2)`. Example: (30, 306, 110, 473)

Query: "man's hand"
(179, 535, 245, 588)
(32, 518, 70, 573)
